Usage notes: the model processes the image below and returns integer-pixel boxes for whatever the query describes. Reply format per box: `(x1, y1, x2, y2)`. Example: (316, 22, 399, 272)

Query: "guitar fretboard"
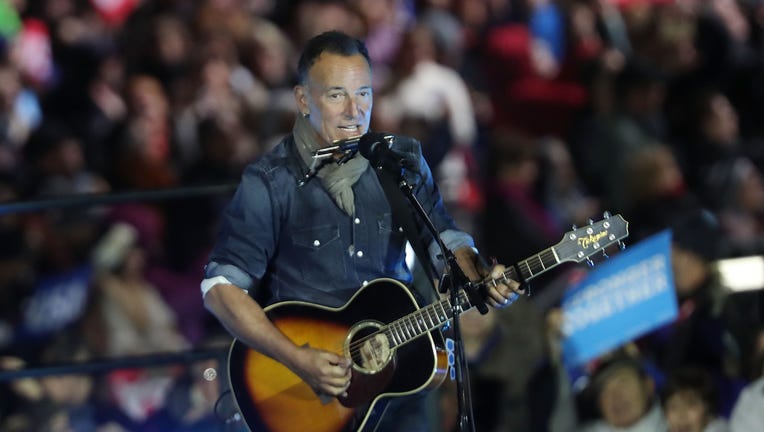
(507, 246, 559, 281)
(383, 295, 459, 348)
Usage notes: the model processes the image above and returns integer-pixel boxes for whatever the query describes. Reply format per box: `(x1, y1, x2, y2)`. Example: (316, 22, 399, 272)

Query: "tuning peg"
(586, 257, 594, 267)
(571, 224, 577, 230)
(602, 250, 609, 259)
(618, 241, 626, 250)
(603, 211, 611, 218)
(588, 218, 594, 225)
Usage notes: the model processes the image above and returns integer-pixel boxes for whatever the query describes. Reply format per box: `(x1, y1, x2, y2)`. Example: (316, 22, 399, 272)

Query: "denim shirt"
(204, 133, 473, 307)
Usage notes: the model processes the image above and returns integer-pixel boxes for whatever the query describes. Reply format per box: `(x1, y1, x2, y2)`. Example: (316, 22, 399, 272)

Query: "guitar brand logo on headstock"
(578, 231, 607, 248)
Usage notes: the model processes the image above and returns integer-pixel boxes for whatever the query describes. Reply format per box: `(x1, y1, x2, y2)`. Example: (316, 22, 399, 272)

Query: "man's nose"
(344, 97, 360, 117)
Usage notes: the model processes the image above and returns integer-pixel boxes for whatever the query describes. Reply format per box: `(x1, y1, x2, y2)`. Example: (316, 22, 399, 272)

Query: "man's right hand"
(290, 346, 352, 398)
(203, 283, 353, 399)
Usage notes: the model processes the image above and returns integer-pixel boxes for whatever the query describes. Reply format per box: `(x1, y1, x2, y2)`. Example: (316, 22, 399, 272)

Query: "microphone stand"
(380, 164, 482, 432)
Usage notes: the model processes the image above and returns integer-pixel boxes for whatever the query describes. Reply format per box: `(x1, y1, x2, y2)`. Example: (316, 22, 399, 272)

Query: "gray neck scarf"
(293, 115, 369, 216)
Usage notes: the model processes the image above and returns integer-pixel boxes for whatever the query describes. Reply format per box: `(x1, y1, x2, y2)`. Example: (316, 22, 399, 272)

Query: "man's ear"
(294, 85, 309, 116)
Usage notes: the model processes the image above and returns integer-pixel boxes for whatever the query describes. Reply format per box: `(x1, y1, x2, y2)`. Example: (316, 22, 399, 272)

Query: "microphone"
(359, 132, 416, 173)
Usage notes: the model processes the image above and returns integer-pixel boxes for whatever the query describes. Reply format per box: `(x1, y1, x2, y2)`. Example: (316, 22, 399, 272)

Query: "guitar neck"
(382, 246, 561, 349)
(382, 213, 629, 349)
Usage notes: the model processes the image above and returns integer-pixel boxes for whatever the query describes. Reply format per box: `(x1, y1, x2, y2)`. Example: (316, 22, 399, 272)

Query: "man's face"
(294, 52, 372, 147)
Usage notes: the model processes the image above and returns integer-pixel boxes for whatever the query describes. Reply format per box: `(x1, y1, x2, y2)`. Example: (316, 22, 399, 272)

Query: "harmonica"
(311, 134, 395, 161)
(311, 135, 363, 161)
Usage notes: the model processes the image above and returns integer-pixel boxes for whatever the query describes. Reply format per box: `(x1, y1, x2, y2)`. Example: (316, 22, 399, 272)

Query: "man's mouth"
(338, 125, 361, 133)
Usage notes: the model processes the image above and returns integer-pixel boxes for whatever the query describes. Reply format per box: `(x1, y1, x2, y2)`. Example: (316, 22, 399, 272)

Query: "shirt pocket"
(291, 224, 346, 284)
(292, 224, 341, 250)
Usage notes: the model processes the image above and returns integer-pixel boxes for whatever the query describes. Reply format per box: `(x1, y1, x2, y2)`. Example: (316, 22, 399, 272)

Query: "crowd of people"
(0, 0, 763, 430)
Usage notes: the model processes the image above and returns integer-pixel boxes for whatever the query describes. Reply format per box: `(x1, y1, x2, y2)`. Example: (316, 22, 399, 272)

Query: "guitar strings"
(343, 296, 459, 355)
(309, 293, 464, 361)
(340, 293, 469, 361)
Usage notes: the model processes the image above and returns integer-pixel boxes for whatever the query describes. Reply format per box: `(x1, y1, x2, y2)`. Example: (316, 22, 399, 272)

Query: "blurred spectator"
(634, 208, 750, 415)
(179, 31, 263, 165)
(89, 222, 188, 358)
(415, 0, 466, 69)
(237, 17, 298, 145)
(695, 0, 756, 86)
(662, 366, 729, 432)
(87, 222, 188, 428)
(291, 0, 364, 47)
(19, 120, 110, 198)
(702, 157, 764, 256)
(374, 20, 481, 229)
(348, 0, 411, 88)
(648, 0, 700, 77)
(620, 144, 687, 218)
(191, 32, 263, 129)
(481, 1, 589, 138)
(143, 14, 195, 97)
(728, 374, 764, 432)
(375, 21, 477, 169)
(0, 61, 42, 174)
(110, 74, 178, 190)
(668, 87, 750, 193)
(480, 129, 563, 266)
(536, 136, 601, 229)
(576, 350, 667, 432)
(79, 51, 128, 175)
(728, 325, 764, 431)
(585, 59, 669, 211)
(0, 327, 126, 432)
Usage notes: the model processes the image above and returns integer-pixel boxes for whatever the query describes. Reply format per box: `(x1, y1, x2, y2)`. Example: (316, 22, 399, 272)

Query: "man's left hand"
(453, 246, 524, 309)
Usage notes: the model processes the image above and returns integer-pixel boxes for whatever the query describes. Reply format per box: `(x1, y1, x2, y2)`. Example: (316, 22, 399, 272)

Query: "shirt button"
(313, 240, 320, 247)
(354, 218, 361, 224)
(398, 227, 404, 232)
(356, 250, 364, 258)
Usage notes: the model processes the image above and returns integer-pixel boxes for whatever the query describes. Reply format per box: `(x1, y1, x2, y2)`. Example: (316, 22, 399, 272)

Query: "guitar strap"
(373, 166, 441, 304)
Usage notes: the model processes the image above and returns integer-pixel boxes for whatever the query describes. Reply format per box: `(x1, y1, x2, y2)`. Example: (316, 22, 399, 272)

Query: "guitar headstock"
(555, 213, 629, 265)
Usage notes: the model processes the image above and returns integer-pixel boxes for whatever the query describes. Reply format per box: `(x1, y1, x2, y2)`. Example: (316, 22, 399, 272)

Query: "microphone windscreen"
(358, 132, 390, 161)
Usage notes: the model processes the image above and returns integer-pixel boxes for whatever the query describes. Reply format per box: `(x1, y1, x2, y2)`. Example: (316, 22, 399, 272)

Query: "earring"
(302, 112, 310, 118)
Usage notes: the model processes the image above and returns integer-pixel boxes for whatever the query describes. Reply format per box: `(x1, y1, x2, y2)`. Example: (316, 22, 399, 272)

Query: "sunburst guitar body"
(228, 278, 448, 432)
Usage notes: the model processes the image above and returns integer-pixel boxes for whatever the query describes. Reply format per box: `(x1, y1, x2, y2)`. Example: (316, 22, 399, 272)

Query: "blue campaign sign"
(561, 230, 677, 368)
(17, 264, 93, 342)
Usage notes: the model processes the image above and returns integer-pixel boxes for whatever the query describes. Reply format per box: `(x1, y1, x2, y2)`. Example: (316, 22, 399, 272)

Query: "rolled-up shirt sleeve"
(200, 261, 255, 298)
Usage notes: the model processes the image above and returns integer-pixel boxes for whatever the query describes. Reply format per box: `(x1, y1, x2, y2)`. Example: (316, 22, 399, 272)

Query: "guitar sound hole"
(346, 321, 394, 374)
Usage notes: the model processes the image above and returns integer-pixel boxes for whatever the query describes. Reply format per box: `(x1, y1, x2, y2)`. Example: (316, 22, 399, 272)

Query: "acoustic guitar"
(228, 213, 629, 432)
